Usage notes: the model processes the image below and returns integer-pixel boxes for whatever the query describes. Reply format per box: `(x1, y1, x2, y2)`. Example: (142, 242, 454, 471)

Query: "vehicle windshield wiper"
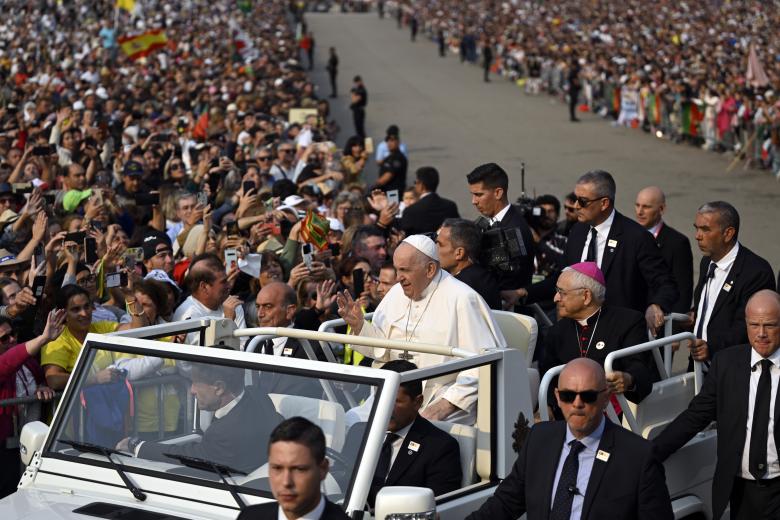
(59, 439, 147, 501)
(163, 452, 247, 510)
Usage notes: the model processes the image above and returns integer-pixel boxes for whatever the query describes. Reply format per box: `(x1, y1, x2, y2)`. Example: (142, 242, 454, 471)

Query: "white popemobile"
(0, 314, 717, 519)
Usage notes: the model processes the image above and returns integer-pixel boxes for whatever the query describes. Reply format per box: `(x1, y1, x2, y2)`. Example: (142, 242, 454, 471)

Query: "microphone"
(567, 485, 580, 495)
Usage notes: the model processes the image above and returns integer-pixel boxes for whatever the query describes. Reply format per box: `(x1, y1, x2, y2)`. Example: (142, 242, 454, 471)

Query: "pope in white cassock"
(337, 235, 506, 424)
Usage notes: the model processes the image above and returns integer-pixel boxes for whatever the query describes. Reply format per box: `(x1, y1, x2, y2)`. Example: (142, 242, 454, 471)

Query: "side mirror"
(19, 421, 49, 466)
(375, 486, 435, 520)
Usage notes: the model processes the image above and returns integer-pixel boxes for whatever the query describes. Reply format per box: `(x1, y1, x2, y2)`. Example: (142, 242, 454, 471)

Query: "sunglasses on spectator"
(574, 196, 606, 208)
(170, 163, 183, 171)
(279, 148, 293, 154)
(557, 388, 607, 404)
(0, 330, 17, 342)
(77, 274, 97, 284)
(257, 156, 271, 161)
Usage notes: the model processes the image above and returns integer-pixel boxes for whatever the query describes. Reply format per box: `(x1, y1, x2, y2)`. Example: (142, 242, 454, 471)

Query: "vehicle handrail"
(233, 327, 477, 358)
(648, 313, 693, 378)
(604, 332, 703, 435)
(317, 313, 375, 363)
(0, 393, 63, 408)
(110, 319, 213, 344)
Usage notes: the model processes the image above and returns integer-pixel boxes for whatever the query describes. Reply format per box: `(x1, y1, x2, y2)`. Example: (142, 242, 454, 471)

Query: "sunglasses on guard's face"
(557, 388, 607, 404)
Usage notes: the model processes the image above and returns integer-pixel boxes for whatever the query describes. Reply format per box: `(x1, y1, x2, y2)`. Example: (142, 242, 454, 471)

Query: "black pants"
(352, 108, 366, 138)
(328, 72, 337, 97)
(483, 66, 490, 82)
(731, 477, 780, 519)
(569, 88, 581, 120)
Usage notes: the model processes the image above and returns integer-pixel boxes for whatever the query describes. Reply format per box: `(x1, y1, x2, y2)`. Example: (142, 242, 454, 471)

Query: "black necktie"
(750, 359, 773, 481)
(261, 339, 274, 355)
(585, 227, 598, 263)
(550, 440, 585, 520)
(368, 432, 399, 507)
(695, 262, 718, 339)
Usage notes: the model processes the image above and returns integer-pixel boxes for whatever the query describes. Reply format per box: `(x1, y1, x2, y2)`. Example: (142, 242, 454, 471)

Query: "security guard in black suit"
(400, 166, 460, 235)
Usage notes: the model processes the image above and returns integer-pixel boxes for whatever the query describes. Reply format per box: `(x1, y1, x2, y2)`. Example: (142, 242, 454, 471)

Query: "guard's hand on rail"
(606, 371, 634, 394)
(645, 304, 665, 337)
(35, 385, 56, 401)
(690, 339, 710, 361)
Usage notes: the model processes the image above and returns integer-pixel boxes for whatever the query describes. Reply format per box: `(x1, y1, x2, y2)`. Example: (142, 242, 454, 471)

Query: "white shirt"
(647, 220, 663, 239)
(173, 295, 246, 348)
(694, 242, 740, 341)
(740, 348, 780, 480)
(387, 420, 415, 468)
(214, 391, 244, 420)
(580, 210, 615, 267)
(551, 417, 605, 520)
(490, 203, 511, 226)
(354, 270, 506, 424)
(269, 162, 292, 181)
(272, 336, 290, 356)
(278, 496, 325, 520)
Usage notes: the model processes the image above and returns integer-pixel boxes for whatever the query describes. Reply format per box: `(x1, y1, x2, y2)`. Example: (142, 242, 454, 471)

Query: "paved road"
(306, 12, 780, 271)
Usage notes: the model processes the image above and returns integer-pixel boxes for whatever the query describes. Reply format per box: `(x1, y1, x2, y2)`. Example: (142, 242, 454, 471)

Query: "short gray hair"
(576, 170, 616, 201)
(698, 201, 740, 237)
(561, 266, 606, 304)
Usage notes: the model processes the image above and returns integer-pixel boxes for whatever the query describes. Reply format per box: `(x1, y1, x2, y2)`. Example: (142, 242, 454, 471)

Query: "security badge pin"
(407, 441, 420, 454)
(282, 347, 293, 356)
(607, 239, 618, 248)
(723, 282, 733, 292)
(596, 450, 610, 462)
(595, 341, 606, 350)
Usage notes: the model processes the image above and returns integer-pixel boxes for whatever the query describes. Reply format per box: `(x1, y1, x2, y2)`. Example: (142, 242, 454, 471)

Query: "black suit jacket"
(653, 344, 776, 520)
(654, 223, 694, 313)
(466, 420, 673, 520)
(383, 417, 462, 495)
(693, 245, 776, 358)
(237, 498, 349, 519)
(541, 306, 654, 406)
(255, 338, 324, 399)
(487, 204, 536, 290)
(399, 192, 459, 235)
(455, 264, 502, 310)
(561, 211, 678, 313)
(138, 389, 283, 473)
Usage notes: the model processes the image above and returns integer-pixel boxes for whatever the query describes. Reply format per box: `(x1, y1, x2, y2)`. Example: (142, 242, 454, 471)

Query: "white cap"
(402, 235, 439, 262)
(227, 103, 238, 112)
(72, 100, 85, 111)
(145, 269, 180, 291)
(283, 195, 305, 207)
(327, 217, 343, 232)
(95, 86, 109, 99)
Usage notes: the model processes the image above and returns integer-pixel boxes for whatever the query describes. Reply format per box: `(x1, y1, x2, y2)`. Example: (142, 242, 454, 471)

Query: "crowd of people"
(389, 0, 780, 179)
(0, 0, 780, 518)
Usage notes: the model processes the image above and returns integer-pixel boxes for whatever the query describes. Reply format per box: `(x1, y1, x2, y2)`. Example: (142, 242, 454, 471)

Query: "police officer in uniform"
(376, 130, 407, 194)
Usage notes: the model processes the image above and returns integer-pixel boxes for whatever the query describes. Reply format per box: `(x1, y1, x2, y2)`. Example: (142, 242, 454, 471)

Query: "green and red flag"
(300, 210, 330, 251)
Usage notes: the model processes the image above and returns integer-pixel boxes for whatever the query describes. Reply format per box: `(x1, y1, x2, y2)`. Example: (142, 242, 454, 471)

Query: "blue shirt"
(375, 141, 408, 163)
(99, 27, 117, 49)
(550, 417, 605, 519)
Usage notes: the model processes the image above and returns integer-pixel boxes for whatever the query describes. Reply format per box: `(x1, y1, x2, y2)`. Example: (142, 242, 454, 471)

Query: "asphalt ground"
(305, 12, 780, 273)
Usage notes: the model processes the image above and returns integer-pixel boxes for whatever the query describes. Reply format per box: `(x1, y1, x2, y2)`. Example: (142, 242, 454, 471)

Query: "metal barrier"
(648, 313, 692, 378)
(110, 319, 213, 346)
(538, 366, 620, 424)
(605, 332, 702, 435)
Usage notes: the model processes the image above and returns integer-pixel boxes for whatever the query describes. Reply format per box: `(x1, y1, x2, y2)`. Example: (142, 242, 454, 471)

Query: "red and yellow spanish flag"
(118, 29, 168, 61)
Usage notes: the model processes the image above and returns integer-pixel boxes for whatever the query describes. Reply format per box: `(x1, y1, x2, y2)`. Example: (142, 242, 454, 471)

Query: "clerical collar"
(576, 307, 602, 327)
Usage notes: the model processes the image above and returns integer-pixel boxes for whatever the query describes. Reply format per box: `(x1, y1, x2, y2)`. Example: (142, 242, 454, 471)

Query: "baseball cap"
(141, 230, 172, 260)
(123, 161, 144, 177)
(0, 248, 29, 269)
(62, 189, 93, 212)
(282, 194, 305, 208)
(145, 268, 181, 292)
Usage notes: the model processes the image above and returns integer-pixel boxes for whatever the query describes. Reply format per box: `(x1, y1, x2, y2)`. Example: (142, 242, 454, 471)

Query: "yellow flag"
(116, 0, 136, 13)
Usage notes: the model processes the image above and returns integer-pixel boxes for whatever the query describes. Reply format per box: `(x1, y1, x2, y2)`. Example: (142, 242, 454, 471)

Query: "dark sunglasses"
(0, 330, 17, 342)
(257, 156, 271, 161)
(574, 196, 605, 208)
(170, 163, 183, 170)
(557, 388, 607, 404)
(279, 149, 293, 154)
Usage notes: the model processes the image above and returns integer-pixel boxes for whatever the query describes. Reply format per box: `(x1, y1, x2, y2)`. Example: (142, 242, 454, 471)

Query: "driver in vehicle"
(116, 363, 283, 473)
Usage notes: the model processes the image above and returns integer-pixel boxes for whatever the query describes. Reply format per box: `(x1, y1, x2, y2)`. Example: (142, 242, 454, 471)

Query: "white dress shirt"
(278, 495, 325, 520)
(489, 203, 511, 226)
(580, 210, 615, 267)
(173, 295, 247, 348)
(551, 417, 606, 520)
(694, 242, 740, 342)
(387, 420, 415, 469)
(740, 348, 780, 480)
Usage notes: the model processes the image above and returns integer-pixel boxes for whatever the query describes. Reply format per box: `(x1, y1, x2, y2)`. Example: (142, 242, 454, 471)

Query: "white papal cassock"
(352, 269, 506, 423)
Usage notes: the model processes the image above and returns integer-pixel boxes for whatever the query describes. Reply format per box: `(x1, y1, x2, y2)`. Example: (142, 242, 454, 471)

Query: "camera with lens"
(477, 217, 530, 274)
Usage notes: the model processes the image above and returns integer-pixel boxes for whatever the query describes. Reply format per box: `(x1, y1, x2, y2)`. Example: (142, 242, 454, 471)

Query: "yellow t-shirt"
(115, 352, 181, 433)
(42, 321, 119, 373)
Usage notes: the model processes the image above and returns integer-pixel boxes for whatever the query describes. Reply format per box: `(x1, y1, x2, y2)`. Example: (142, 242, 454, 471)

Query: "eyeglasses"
(77, 274, 97, 285)
(554, 286, 585, 296)
(170, 163, 183, 171)
(257, 156, 271, 162)
(557, 388, 607, 404)
(279, 149, 293, 154)
(574, 196, 606, 208)
(0, 330, 16, 342)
